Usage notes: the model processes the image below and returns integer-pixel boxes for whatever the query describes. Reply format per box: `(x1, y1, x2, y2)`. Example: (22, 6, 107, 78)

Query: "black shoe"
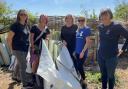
(80, 79, 87, 89)
(32, 74, 36, 83)
(22, 83, 34, 89)
(12, 77, 21, 83)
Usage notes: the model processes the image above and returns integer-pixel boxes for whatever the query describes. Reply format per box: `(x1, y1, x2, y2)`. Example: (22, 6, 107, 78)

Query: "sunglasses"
(78, 19, 85, 22)
(20, 13, 27, 16)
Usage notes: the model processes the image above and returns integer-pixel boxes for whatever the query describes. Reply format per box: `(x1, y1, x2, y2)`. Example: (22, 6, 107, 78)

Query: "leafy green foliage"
(114, 1, 128, 21)
(27, 11, 37, 26)
(0, 2, 13, 26)
(85, 71, 120, 88)
(86, 71, 101, 84)
(90, 9, 98, 19)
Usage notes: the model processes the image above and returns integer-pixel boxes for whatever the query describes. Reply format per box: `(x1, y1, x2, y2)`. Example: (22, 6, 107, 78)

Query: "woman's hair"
(39, 14, 48, 24)
(16, 9, 28, 24)
(78, 16, 86, 21)
(99, 8, 113, 20)
(77, 16, 86, 30)
(65, 14, 74, 23)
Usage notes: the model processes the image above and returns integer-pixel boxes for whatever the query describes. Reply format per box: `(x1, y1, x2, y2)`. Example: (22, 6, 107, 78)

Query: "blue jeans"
(98, 55, 118, 89)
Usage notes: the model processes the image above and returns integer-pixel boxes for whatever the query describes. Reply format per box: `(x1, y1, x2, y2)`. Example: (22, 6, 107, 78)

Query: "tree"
(90, 9, 98, 19)
(27, 12, 37, 26)
(114, 1, 128, 21)
(0, 2, 14, 26)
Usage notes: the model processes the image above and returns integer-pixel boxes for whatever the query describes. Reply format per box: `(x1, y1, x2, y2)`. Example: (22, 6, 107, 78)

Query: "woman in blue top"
(75, 16, 91, 88)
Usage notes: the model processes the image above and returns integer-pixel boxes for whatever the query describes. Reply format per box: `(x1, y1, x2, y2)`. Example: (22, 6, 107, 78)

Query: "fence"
(0, 28, 98, 65)
(45, 30, 98, 65)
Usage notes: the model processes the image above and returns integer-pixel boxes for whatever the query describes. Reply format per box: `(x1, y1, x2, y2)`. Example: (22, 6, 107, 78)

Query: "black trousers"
(75, 53, 86, 80)
(68, 48, 78, 72)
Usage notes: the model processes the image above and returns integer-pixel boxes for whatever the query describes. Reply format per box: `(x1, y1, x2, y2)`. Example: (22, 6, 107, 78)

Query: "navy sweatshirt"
(98, 22, 128, 58)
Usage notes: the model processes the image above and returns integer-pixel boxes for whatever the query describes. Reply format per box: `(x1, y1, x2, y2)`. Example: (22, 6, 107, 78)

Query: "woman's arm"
(60, 28, 67, 46)
(117, 24, 128, 56)
(46, 34, 50, 40)
(122, 39, 128, 51)
(30, 32, 35, 48)
(82, 36, 91, 53)
(7, 31, 15, 54)
(80, 36, 91, 59)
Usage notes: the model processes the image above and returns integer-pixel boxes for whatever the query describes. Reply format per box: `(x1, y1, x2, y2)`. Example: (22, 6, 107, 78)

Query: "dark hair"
(99, 8, 113, 20)
(16, 9, 28, 24)
(39, 14, 48, 24)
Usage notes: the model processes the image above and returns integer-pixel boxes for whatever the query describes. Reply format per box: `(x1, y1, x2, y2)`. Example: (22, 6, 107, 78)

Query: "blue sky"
(3, 0, 128, 16)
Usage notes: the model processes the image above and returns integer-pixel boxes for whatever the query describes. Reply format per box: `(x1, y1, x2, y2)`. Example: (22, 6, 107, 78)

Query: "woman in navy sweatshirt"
(98, 8, 128, 89)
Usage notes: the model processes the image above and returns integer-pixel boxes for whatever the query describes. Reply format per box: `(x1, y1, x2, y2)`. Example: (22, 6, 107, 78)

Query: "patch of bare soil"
(0, 67, 21, 89)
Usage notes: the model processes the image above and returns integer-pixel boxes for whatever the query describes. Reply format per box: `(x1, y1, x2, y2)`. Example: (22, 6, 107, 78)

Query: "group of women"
(7, 8, 128, 89)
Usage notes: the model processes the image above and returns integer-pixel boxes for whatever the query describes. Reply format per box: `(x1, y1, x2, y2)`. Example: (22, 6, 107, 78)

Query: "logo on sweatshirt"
(106, 29, 110, 35)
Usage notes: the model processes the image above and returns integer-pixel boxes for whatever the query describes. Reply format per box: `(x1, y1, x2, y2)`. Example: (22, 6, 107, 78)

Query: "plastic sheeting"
(37, 40, 82, 89)
(0, 43, 10, 65)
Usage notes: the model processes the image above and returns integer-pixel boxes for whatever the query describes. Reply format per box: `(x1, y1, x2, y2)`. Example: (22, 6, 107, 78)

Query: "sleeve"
(46, 28, 50, 35)
(74, 24, 78, 30)
(42, 28, 50, 39)
(97, 25, 100, 30)
(84, 28, 91, 37)
(30, 26, 36, 33)
(118, 24, 128, 38)
(10, 23, 17, 33)
(118, 24, 128, 51)
(122, 39, 128, 51)
(60, 26, 64, 40)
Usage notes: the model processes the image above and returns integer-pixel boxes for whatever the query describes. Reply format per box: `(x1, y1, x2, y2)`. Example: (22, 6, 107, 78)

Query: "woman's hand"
(117, 49, 123, 57)
(79, 51, 84, 59)
(30, 45, 35, 53)
(7, 31, 15, 54)
(63, 40, 67, 46)
(46, 34, 50, 40)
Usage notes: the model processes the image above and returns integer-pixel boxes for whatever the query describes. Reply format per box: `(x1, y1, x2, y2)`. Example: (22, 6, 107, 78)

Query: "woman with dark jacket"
(98, 8, 128, 89)
(61, 14, 78, 71)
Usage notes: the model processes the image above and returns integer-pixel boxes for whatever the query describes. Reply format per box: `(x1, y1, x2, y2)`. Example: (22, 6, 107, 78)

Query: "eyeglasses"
(78, 19, 85, 22)
(20, 13, 27, 16)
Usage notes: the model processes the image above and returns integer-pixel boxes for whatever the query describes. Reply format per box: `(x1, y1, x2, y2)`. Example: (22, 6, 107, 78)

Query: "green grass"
(86, 71, 101, 84)
(85, 71, 120, 88)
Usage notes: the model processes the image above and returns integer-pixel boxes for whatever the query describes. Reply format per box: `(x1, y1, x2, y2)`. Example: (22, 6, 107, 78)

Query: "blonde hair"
(78, 16, 86, 21)
(77, 16, 86, 31)
(65, 14, 74, 24)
